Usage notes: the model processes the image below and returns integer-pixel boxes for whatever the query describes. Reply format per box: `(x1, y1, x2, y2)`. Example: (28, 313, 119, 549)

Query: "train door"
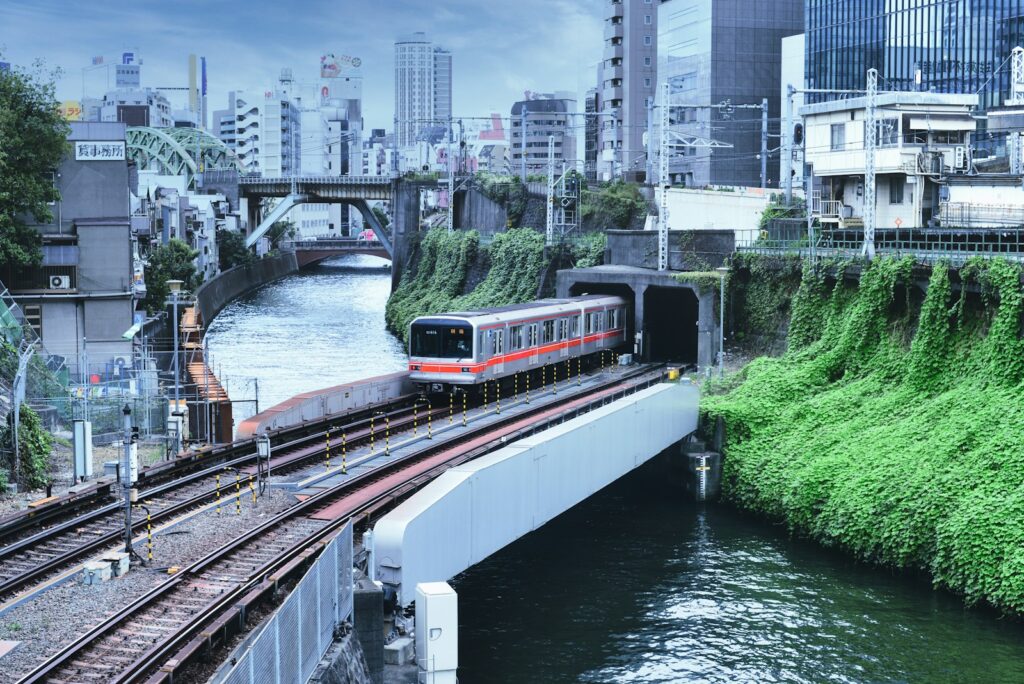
(490, 326, 505, 375)
(528, 324, 539, 366)
(558, 318, 570, 358)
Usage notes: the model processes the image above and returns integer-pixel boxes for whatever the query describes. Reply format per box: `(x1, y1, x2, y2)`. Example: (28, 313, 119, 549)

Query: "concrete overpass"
(282, 237, 392, 268)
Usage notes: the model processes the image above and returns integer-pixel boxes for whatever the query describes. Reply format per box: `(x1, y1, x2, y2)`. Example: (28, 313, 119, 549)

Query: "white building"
(395, 33, 453, 148)
(801, 92, 978, 230)
(234, 89, 301, 176)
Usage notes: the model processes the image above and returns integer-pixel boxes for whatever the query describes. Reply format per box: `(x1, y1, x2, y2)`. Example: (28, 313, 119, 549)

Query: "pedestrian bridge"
(369, 380, 700, 606)
(283, 238, 392, 267)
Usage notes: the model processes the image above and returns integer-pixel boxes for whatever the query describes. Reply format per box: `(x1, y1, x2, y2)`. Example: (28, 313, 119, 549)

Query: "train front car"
(407, 316, 482, 393)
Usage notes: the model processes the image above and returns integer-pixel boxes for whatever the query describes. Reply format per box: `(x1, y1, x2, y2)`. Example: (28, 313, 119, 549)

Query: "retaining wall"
(606, 229, 735, 271)
(195, 251, 299, 323)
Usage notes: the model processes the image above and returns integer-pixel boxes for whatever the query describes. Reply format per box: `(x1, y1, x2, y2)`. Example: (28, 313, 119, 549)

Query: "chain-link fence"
(221, 522, 354, 684)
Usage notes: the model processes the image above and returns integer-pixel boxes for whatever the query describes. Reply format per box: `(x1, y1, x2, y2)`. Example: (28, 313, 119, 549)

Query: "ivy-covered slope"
(703, 258, 1024, 613)
(385, 228, 547, 341)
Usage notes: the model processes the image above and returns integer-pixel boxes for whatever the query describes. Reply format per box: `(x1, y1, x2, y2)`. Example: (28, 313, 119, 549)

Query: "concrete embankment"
(195, 251, 299, 324)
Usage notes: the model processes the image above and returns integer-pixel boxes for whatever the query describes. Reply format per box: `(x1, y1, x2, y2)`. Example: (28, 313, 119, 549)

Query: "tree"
(0, 404, 53, 490)
(0, 59, 70, 278)
(216, 229, 255, 271)
(363, 205, 390, 233)
(265, 220, 296, 250)
(142, 239, 199, 314)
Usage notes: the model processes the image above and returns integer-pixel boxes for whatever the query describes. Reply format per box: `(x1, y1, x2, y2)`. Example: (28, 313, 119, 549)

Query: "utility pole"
(519, 107, 528, 182)
(1009, 47, 1024, 175)
(447, 116, 454, 232)
(761, 97, 769, 191)
(863, 68, 878, 260)
(546, 136, 556, 247)
(646, 97, 655, 184)
(658, 82, 671, 272)
(121, 404, 134, 556)
(784, 85, 795, 203)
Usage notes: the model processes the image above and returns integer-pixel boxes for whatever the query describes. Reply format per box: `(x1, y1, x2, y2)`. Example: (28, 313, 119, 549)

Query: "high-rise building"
(584, 87, 602, 181)
(211, 92, 238, 152)
(657, 0, 803, 188)
(805, 1, 1024, 110)
(600, 0, 659, 181)
(394, 33, 453, 147)
(510, 93, 578, 176)
(234, 90, 301, 177)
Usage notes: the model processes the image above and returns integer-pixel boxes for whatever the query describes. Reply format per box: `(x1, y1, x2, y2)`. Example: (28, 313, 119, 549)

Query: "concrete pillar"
(390, 180, 421, 292)
(697, 289, 716, 370)
(353, 578, 384, 684)
(634, 284, 647, 361)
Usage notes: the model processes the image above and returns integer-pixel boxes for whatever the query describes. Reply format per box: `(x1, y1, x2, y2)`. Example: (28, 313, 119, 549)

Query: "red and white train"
(408, 295, 628, 394)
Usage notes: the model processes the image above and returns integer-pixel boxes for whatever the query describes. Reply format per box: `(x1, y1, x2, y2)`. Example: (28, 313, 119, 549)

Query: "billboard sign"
(59, 100, 82, 121)
(320, 53, 362, 78)
(75, 141, 126, 161)
(122, 52, 135, 65)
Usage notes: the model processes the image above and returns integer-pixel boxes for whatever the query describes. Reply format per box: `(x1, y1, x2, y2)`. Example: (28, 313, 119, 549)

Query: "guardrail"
(238, 174, 395, 185)
(938, 202, 1024, 228)
(736, 225, 1024, 263)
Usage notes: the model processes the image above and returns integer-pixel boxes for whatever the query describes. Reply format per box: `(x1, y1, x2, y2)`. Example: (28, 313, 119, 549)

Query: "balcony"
(604, 22, 623, 41)
(603, 84, 624, 103)
(604, 43, 624, 62)
(607, 1, 624, 19)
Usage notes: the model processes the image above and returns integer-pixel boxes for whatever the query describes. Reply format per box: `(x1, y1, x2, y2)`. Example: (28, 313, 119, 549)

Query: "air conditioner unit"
(49, 275, 70, 289)
(111, 355, 131, 377)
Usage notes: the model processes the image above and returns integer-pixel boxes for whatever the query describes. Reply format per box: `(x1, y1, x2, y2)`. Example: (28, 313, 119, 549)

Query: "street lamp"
(167, 279, 184, 455)
(715, 267, 729, 378)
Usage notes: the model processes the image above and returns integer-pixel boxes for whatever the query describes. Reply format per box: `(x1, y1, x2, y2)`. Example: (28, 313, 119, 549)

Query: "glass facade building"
(806, 0, 1024, 109)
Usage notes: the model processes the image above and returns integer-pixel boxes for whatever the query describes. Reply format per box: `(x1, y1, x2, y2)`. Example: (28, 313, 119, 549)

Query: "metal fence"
(221, 522, 354, 684)
(736, 225, 1024, 264)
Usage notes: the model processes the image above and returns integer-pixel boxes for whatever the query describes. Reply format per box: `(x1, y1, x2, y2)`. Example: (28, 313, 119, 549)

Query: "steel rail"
(19, 366, 666, 684)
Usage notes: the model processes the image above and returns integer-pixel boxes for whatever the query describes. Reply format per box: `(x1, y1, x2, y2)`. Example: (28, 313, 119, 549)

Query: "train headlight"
(411, 365, 421, 371)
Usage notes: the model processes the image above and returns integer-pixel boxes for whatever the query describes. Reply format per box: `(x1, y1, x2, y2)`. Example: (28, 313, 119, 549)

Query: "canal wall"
(704, 256, 1024, 615)
(235, 371, 415, 439)
(195, 251, 298, 324)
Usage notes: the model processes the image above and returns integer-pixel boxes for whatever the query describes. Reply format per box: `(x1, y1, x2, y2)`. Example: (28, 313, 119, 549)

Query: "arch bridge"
(126, 127, 242, 190)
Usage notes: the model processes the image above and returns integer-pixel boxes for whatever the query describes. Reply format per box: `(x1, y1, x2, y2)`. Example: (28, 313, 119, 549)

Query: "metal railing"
(282, 238, 384, 250)
(938, 202, 1024, 228)
(736, 225, 1024, 264)
(219, 522, 354, 684)
(239, 174, 395, 186)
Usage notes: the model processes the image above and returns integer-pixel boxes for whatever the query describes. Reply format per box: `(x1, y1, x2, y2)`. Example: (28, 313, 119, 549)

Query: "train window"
(609, 309, 620, 330)
(491, 329, 504, 356)
(528, 324, 538, 347)
(596, 312, 604, 331)
(585, 313, 594, 334)
(509, 325, 524, 351)
(571, 315, 580, 336)
(558, 319, 568, 340)
(411, 323, 473, 359)
(542, 320, 555, 344)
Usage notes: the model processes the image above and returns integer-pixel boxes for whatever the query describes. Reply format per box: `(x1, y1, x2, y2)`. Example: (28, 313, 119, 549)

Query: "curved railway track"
(0, 399, 446, 602)
(18, 366, 667, 684)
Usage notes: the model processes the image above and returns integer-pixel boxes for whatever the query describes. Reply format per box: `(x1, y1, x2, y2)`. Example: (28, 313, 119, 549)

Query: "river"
(205, 256, 1024, 683)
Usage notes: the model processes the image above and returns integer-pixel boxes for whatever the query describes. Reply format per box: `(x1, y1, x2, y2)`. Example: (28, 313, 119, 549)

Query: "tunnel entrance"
(643, 285, 699, 364)
(568, 282, 636, 346)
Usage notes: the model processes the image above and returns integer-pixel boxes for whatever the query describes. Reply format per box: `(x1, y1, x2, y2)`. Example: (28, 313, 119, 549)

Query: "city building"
(656, 0, 803, 188)
(80, 58, 174, 128)
(510, 93, 578, 176)
(600, 0, 659, 181)
(394, 33, 453, 148)
(584, 87, 602, 181)
(802, 92, 978, 230)
(211, 91, 238, 152)
(7, 122, 138, 378)
(805, 0, 1024, 110)
(234, 89, 301, 176)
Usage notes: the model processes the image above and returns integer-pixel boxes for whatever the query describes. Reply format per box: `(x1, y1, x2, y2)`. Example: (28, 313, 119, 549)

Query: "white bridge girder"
(370, 380, 700, 606)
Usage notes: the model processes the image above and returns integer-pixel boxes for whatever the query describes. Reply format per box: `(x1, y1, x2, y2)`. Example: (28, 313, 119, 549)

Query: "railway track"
(0, 399, 445, 602)
(0, 393, 424, 549)
(18, 365, 667, 684)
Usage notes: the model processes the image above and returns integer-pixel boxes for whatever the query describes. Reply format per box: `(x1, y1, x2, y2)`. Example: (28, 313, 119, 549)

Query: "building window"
(644, 15, 652, 24)
(889, 176, 905, 204)
(643, 35, 652, 46)
(830, 123, 846, 151)
(645, 78, 651, 88)
(644, 57, 651, 66)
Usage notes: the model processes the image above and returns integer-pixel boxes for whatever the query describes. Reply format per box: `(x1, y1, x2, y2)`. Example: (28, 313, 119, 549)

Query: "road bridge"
(282, 237, 392, 267)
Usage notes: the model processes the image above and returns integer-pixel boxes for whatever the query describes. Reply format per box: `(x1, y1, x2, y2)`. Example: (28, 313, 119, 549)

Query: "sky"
(0, 0, 605, 131)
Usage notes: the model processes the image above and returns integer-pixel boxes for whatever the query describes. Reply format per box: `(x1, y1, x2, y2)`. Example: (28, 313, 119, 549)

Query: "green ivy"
(385, 228, 548, 342)
(1, 404, 53, 489)
(703, 258, 1024, 614)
